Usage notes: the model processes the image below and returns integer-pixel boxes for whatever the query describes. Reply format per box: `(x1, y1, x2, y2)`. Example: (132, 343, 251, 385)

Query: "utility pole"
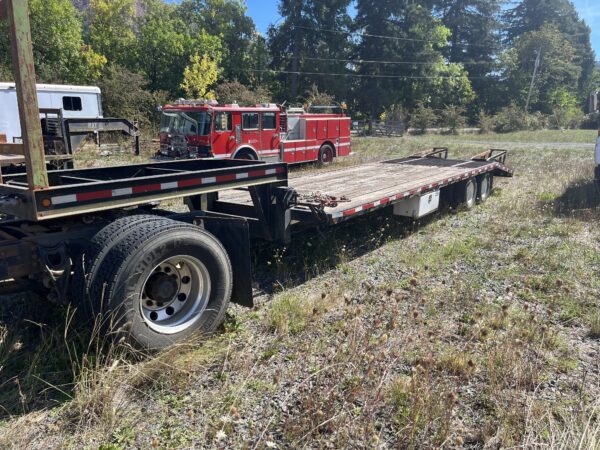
(525, 48, 542, 112)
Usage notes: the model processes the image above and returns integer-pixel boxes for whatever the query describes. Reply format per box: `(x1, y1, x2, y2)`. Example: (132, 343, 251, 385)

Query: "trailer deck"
(222, 149, 513, 224)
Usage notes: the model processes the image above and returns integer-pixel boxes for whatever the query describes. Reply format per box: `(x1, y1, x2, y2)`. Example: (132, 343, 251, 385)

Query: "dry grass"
(1, 131, 599, 448)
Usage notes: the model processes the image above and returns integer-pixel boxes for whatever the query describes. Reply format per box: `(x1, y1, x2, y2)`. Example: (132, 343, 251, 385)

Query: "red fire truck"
(158, 100, 352, 164)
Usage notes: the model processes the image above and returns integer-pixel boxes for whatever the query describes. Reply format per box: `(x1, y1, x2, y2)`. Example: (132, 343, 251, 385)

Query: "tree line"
(0, 0, 598, 131)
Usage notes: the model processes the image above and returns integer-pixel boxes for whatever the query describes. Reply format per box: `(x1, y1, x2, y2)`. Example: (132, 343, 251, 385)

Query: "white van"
(0, 82, 103, 142)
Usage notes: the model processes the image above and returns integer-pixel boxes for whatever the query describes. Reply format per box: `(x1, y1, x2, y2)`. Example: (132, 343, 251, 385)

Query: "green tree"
(268, 0, 353, 101)
(181, 53, 221, 99)
(354, 1, 474, 118)
(503, 24, 581, 113)
(214, 80, 271, 105)
(504, 0, 596, 101)
(86, 0, 136, 66)
(435, 0, 504, 113)
(0, 0, 105, 83)
(178, 0, 257, 85)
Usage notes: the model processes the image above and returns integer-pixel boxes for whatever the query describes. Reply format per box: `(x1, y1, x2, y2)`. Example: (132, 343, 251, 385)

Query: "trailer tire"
(82, 219, 233, 349)
(318, 144, 334, 166)
(477, 173, 492, 203)
(462, 178, 477, 209)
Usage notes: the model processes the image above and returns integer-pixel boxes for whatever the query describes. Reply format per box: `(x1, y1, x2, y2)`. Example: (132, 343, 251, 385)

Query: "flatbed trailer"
(0, 0, 513, 349)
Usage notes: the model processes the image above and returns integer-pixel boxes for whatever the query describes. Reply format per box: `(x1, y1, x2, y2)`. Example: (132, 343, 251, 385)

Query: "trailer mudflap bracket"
(194, 213, 254, 308)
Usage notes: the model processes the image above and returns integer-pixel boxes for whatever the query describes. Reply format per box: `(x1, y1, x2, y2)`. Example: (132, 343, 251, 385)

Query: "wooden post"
(5, 0, 49, 190)
(0, 0, 5, 20)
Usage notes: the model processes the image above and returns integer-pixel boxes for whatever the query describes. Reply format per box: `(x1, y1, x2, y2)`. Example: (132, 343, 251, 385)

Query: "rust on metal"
(0, 143, 23, 155)
(5, 0, 49, 190)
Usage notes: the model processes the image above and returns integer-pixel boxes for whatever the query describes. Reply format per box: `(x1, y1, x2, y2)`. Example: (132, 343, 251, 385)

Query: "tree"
(504, 0, 596, 102)
(181, 53, 221, 100)
(268, 0, 353, 101)
(353, 1, 474, 118)
(86, 0, 137, 66)
(503, 24, 581, 113)
(0, 0, 105, 83)
(134, 0, 221, 95)
(178, 0, 257, 85)
(215, 80, 271, 105)
(435, 0, 504, 113)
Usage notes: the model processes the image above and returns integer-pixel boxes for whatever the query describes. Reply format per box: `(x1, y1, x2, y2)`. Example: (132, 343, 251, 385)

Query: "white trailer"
(0, 83, 103, 142)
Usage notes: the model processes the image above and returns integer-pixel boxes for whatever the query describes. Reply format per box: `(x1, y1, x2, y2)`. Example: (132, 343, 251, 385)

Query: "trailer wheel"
(477, 173, 492, 203)
(318, 144, 334, 165)
(84, 219, 232, 349)
(463, 178, 477, 209)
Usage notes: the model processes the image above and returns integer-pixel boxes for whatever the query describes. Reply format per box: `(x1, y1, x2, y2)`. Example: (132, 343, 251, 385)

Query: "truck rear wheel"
(82, 219, 232, 349)
(477, 173, 492, 203)
(318, 144, 334, 165)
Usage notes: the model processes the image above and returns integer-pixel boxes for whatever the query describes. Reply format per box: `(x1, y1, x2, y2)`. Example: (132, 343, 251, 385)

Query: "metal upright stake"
(5, 0, 49, 190)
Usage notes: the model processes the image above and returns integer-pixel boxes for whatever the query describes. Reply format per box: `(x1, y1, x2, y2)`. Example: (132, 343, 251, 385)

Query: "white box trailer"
(0, 82, 103, 142)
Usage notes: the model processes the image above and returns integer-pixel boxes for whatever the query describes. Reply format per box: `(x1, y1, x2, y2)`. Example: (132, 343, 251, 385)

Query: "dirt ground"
(0, 132, 598, 449)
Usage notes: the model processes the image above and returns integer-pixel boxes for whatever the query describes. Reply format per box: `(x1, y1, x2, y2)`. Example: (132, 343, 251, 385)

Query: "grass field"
(0, 131, 599, 449)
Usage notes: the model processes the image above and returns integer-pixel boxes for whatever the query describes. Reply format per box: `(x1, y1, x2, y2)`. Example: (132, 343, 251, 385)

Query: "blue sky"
(246, 0, 600, 58)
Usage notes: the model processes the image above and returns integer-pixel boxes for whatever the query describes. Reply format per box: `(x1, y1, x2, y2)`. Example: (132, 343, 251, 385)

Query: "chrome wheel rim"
(140, 255, 211, 334)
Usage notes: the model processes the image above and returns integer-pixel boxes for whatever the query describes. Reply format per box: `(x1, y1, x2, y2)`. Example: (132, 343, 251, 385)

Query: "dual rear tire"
(74, 216, 232, 350)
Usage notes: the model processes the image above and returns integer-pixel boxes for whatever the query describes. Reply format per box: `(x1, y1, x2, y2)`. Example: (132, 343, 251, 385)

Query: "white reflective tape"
(51, 194, 78, 205)
(236, 173, 249, 180)
(161, 182, 178, 190)
(202, 177, 217, 184)
(265, 168, 276, 175)
(112, 187, 133, 197)
(374, 200, 381, 207)
(355, 206, 363, 212)
(331, 211, 343, 219)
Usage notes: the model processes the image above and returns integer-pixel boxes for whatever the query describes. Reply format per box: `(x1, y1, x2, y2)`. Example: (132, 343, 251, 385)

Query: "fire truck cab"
(158, 100, 352, 164)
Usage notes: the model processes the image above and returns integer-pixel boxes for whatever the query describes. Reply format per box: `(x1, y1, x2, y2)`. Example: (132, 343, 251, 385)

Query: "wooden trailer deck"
(221, 151, 514, 224)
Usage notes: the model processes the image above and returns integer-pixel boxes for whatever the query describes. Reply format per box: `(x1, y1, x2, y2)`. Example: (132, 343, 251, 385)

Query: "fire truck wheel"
(477, 173, 492, 203)
(318, 144, 334, 165)
(235, 149, 258, 160)
(82, 219, 232, 350)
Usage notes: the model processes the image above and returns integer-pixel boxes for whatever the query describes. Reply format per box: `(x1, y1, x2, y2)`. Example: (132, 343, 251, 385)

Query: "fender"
(232, 145, 259, 160)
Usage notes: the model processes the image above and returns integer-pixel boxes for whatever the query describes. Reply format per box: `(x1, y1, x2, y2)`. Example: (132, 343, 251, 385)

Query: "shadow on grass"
(549, 179, 600, 220)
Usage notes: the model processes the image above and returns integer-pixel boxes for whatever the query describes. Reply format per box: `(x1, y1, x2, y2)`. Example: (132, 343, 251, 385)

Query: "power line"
(250, 68, 489, 80)
(290, 24, 493, 49)
(295, 56, 512, 66)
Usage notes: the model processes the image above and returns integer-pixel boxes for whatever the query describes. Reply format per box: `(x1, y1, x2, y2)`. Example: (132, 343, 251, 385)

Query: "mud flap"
(197, 214, 254, 308)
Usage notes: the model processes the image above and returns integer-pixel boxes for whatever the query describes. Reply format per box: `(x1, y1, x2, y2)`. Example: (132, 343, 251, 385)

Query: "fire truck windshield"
(160, 110, 212, 136)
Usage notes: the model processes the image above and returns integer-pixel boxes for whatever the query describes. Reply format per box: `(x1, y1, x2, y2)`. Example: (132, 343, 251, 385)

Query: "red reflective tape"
(343, 209, 355, 217)
(133, 184, 161, 194)
(77, 190, 112, 201)
(276, 167, 286, 173)
(380, 197, 390, 204)
(216, 174, 237, 183)
(409, 190, 417, 196)
(363, 202, 374, 210)
(249, 170, 266, 178)
(178, 178, 202, 188)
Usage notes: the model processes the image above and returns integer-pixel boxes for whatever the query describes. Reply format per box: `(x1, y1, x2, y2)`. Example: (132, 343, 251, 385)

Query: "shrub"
(493, 104, 530, 133)
(478, 112, 495, 134)
(97, 65, 162, 128)
(440, 105, 466, 134)
(410, 102, 437, 133)
(215, 80, 271, 106)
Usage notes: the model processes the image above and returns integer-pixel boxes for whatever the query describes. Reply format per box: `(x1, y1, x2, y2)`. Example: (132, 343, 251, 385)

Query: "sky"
(245, 0, 600, 59)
